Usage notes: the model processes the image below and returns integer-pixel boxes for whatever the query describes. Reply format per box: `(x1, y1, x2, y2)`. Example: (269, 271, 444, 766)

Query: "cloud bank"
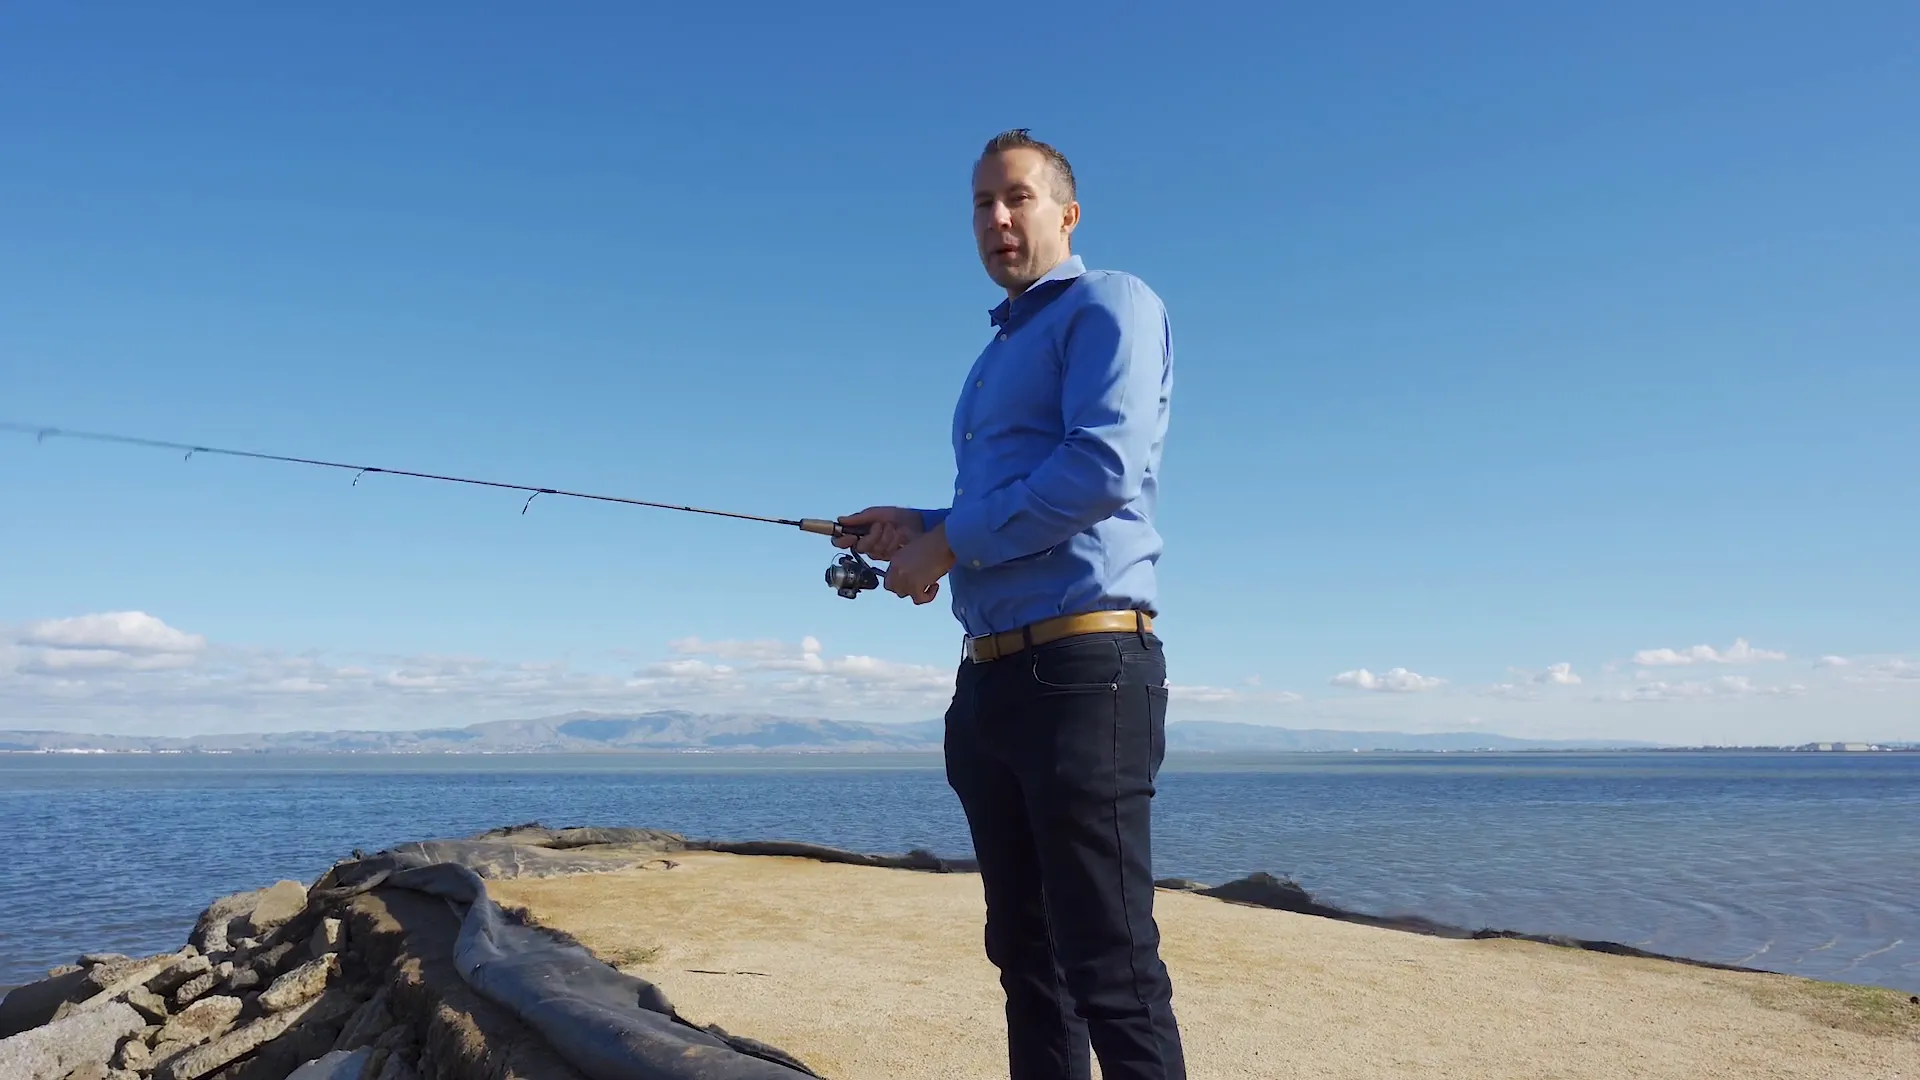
(1330, 667, 1445, 693)
(4, 613, 1915, 745)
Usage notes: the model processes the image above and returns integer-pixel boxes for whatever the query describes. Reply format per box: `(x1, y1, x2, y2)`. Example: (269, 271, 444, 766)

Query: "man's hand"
(833, 506, 924, 561)
(884, 523, 956, 605)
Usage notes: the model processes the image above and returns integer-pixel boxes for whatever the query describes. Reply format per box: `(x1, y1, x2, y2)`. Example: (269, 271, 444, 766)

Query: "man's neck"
(1008, 252, 1070, 299)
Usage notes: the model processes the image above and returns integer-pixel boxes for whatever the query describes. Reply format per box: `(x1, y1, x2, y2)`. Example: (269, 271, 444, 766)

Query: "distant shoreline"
(4, 744, 1914, 756)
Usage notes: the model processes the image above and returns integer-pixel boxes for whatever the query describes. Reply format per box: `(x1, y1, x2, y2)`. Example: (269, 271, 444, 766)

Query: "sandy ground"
(489, 850, 1918, 1080)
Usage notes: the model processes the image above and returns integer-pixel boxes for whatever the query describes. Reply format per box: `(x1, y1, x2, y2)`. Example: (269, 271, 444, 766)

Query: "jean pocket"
(1028, 636, 1125, 691)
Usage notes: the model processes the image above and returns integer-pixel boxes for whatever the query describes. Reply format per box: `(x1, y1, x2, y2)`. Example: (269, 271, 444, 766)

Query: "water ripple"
(1, 750, 1916, 995)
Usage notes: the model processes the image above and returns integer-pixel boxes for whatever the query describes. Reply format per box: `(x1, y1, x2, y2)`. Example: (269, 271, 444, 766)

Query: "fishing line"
(2, 420, 893, 599)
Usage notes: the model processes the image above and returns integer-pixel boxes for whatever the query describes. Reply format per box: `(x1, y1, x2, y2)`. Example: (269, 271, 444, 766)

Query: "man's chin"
(983, 261, 1032, 292)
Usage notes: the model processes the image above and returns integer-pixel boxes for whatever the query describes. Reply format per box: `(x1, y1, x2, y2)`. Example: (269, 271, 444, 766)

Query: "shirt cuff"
(941, 499, 996, 572)
(916, 506, 951, 534)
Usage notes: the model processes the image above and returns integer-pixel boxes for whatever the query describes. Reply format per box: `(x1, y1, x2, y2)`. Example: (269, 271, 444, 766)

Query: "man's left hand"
(885, 523, 956, 605)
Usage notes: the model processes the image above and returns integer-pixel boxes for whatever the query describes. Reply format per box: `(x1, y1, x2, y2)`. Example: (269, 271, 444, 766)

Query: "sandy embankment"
(491, 849, 1918, 1080)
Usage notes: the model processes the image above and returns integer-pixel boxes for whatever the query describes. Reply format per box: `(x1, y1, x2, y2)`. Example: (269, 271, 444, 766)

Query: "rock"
(0, 999, 143, 1080)
(250, 942, 300, 980)
(375, 1048, 419, 1080)
(258, 955, 337, 1013)
(123, 986, 170, 1025)
(155, 996, 244, 1049)
(150, 1039, 193, 1071)
(329, 986, 391, 1052)
(238, 882, 310, 940)
(48, 964, 85, 978)
(287, 1047, 371, 1080)
(113, 1034, 151, 1072)
(148, 954, 214, 996)
(308, 919, 346, 957)
(0, 968, 92, 1039)
(172, 973, 219, 1009)
(153, 986, 357, 1080)
(80, 953, 131, 968)
(76, 955, 179, 1008)
(190, 888, 270, 957)
(65, 1060, 110, 1080)
(1197, 871, 1318, 913)
(222, 967, 261, 994)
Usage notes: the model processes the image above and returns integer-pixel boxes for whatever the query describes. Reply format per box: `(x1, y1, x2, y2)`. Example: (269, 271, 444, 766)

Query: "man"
(835, 129, 1184, 1080)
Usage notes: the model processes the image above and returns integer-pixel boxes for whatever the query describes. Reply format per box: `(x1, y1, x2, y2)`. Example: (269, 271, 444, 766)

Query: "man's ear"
(1062, 199, 1081, 238)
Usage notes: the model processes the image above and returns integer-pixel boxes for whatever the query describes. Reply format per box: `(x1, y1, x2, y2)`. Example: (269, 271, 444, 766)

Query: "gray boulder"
(0, 968, 91, 1038)
(287, 1046, 372, 1080)
(0, 999, 143, 1080)
(238, 881, 310, 940)
(189, 888, 270, 957)
(154, 995, 244, 1049)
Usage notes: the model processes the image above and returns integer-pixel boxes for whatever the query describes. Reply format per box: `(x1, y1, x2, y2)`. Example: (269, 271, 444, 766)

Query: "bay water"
(2, 750, 1915, 995)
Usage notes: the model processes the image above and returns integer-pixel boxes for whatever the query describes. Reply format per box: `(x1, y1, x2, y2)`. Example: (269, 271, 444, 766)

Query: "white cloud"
(1632, 637, 1787, 667)
(19, 611, 206, 655)
(17, 648, 199, 674)
(1331, 667, 1445, 693)
(1866, 659, 1919, 681)
(1600, 675, 1807, 703)
(6, 613, 1917, 745)
(1167, 683, 1303, 706)
(1814, 655, 1852, 668)
(12, 612, 206, 677)
(1480, 683, 1535, 700)
(1537, 662, 1582, 686)
(668, 636, 823, 661)
(641, 658, 736, 680)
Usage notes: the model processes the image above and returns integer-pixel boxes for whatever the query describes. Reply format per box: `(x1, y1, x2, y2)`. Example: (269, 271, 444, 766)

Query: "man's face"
(973, 148, 1079, 294)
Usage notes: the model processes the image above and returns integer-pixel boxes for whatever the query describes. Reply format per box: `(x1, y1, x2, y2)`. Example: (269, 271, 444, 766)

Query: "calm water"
(2, 751, 1915, 994)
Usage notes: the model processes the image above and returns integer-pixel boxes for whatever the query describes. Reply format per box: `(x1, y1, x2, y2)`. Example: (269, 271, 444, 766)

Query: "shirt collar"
(989, 254, 1085, 328)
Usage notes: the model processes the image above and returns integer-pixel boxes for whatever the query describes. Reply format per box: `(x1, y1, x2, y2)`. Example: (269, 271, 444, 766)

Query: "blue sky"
(3, 3, 1915, 745)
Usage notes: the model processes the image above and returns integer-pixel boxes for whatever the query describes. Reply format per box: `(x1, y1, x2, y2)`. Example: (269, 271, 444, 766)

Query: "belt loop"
(1134, 609, 1147, 646)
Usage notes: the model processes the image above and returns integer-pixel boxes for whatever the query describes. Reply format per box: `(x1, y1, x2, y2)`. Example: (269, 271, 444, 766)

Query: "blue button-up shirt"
(917, 255, 1172, 639)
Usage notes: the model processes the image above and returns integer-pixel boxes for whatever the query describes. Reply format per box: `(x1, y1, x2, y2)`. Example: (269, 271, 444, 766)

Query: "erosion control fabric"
(313, 841, 821, 1080)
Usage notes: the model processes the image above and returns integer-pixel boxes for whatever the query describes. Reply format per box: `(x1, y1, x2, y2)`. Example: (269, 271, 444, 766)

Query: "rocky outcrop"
(0, 826, 829, 1080)
(0, 879, 386, 1080)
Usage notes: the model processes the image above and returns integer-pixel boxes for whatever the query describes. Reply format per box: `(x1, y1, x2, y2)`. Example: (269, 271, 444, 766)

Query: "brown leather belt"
(964, 610, 1153, 663)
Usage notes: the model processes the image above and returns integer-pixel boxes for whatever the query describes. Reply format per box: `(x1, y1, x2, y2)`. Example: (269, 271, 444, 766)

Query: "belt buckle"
(964, 632, 1000, 663)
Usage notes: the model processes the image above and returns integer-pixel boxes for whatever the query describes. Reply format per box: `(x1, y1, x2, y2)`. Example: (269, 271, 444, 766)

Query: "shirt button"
(998, 333, 1007, 340)
(976, 379, 984, 388)
(972, 559, 982, 567)
(964, 432, 972, 440)
(956, 488, 964, 496)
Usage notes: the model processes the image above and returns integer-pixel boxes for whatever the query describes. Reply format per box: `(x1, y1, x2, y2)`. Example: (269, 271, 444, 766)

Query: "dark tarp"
(312, 844, 821, 1080)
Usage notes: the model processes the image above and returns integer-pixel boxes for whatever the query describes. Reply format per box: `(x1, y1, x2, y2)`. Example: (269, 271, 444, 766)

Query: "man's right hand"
(834, 506, 924, 561)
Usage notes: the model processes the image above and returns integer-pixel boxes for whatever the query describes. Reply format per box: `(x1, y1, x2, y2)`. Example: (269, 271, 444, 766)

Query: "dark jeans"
(944, 628, 1186, 1080)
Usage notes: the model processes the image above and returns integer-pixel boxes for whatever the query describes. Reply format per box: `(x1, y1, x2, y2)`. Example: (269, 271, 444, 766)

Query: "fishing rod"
(1, 420, 890, 600)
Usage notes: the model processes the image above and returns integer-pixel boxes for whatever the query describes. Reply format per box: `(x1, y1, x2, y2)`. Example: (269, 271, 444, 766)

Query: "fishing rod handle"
(798, 518, 866, 537)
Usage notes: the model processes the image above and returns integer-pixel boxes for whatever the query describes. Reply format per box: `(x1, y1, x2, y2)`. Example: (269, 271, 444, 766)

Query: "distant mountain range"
(0, 709, 1661, 754)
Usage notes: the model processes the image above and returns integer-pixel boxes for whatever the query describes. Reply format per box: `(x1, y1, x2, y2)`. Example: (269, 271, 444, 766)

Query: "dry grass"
(488, 851, 1920, 1080)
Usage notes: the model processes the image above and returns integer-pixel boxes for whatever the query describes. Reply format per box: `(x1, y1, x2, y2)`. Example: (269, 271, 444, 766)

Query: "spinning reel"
(825, 550, 884, 599)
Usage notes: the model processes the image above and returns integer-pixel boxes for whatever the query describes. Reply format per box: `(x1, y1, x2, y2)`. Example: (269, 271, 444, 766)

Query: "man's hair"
(980, 128, 1077, 203)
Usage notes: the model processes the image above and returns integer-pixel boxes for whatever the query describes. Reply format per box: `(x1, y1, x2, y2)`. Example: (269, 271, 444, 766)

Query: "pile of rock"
(1, 879, 418, 1080)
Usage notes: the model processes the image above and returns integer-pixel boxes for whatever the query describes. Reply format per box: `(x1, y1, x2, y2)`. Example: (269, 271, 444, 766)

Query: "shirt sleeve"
(915, 506, 952, 533)
(942, 274, 1168, 571)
